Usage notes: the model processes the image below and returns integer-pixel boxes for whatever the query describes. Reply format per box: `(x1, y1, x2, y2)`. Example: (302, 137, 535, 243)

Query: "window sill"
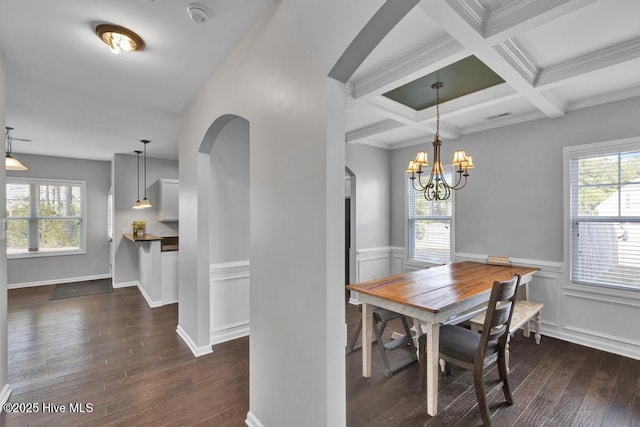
(8, 249, 86, 259)
(565, 281, 640, 302)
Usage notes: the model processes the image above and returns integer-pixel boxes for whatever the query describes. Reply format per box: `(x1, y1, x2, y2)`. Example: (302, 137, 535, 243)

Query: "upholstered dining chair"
(419, 274, 520, 426)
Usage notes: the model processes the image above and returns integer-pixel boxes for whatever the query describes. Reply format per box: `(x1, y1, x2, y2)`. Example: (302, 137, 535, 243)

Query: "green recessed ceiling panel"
(382, 56, 505, 110)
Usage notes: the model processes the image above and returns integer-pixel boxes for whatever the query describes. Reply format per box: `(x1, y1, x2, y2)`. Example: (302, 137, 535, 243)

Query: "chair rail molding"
(210, 260, 250, 345)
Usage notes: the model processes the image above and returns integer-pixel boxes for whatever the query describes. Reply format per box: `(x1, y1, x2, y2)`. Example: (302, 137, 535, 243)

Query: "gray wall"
(0, 48, 8, 398)
(6, 154, 111, 285)
(346, 143, 391, 249)
(112, 153, 178, 286)
(390, 96, 640, 261)
(209, 117, 249, 264)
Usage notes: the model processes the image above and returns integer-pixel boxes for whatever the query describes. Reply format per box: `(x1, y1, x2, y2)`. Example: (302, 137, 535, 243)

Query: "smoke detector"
(187, 4, 209, 24)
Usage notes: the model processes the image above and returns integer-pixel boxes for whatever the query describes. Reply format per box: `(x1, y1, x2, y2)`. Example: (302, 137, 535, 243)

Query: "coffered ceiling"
(346, 0, 640, 149)
(0, 1, 639, 161)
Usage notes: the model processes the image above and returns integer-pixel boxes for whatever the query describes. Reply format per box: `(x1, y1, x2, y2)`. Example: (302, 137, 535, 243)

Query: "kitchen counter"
(124, 233, 162, 242)
(123, 234, 178, 307)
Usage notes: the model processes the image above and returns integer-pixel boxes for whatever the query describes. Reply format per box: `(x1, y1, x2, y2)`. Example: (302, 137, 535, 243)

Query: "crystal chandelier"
(406, 82, 474, 201)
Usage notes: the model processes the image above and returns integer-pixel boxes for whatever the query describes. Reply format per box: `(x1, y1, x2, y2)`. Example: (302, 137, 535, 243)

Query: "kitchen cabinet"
(159, 178, 179, 222)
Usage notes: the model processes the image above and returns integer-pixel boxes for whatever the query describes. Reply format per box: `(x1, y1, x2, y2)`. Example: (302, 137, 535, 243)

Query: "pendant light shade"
(5, 127, 28, 171)
(139, 140, 152, 208)
(132, 150, 144, 209)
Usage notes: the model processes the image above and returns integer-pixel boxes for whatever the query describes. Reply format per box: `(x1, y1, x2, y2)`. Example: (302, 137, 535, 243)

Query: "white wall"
(6, 154, 111, 287)
(209, 117, 249, 264)
(178, 1, 397, 425)
(0, 48, 10, 405)
(208, 117, 251, 345)
(112, 153, 178, 286)
(390, 96, 640, 359)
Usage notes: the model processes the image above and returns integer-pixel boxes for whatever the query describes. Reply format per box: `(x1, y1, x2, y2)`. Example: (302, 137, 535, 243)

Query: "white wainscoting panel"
(457, 252, 640, 360)
(351, 247, 404, 304)
(210, 261, 250, 345)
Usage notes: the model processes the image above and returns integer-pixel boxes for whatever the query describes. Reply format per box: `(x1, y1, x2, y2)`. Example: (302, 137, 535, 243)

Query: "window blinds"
(570, 151, 640, 288)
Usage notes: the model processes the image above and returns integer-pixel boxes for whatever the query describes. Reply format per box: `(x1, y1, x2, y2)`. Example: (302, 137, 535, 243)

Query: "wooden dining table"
(346, 261, 539, 416)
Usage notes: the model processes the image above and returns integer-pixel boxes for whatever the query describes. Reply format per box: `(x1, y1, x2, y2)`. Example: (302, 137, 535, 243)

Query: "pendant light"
(132, 150, 143, 209)
(5, 127, 28, 171)
(139, 140, 152, 208)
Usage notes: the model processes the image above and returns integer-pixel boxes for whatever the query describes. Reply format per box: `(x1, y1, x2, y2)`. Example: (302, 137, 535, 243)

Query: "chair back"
(476, 275, 520, 359)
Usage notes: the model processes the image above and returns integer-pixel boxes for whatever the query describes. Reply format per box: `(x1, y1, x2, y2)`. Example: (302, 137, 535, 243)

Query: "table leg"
(362, 302, 373, 378)
(425, 322, 440, 416)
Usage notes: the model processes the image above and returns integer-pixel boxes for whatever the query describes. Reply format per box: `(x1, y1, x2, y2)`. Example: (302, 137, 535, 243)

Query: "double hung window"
(568, 141, 640, 289)
(6, 178, 86, 257)
(407, 175, 453, 265)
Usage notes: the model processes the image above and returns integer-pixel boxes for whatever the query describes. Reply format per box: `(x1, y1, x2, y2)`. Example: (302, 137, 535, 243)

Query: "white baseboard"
(0, 383, 12, 409)
(211, 321, 250, 345)
(245, 411, 264, 427)
(8, 274, 111, 289)
(113, 281, 138, 289)
(542, 327, 640, 361)
(136, 282, 163, 308)
(177, 325, 213, 358)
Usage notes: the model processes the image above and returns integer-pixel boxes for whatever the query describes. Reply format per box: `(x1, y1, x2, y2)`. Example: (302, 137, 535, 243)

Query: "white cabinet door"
(159, 179, 179, 222)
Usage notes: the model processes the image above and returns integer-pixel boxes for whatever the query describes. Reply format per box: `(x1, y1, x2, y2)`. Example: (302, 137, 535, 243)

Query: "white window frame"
(6, 177, 87, 259)
(564, 136, 640, 293)
(405, 170, 455, 269)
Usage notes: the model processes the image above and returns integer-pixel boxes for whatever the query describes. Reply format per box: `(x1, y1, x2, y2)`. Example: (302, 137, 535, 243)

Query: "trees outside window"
(6, 179, 85, 257)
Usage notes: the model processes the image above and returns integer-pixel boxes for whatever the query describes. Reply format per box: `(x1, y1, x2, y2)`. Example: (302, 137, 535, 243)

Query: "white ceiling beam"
(482, 0, 598, 42)
(372, 96, 461, 139)
(414, 83, 520, 122)
(536, 37, 640, 88)
(419, 0, 566, 118)
(348, 34, 467, 105)
(346, 119, 404, 143)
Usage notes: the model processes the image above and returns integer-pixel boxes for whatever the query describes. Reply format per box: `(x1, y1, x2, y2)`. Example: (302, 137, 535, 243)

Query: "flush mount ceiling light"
(95, 24, 145, 55)
(187, 4, 209, 24)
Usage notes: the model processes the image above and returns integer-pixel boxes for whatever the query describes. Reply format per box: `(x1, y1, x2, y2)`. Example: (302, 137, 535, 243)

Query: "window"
(567, 139, 640, 289)
(6, 178, 86, 257)
(407, 175, 453, 265)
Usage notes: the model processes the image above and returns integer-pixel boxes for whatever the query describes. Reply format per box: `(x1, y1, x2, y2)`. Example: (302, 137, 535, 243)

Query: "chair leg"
(400, 316, 417, 353)
(473, 366, 492, 427)
(498, 349, 513, 405)
(346, 315, 362, 353)
(372, 319, 393, 377)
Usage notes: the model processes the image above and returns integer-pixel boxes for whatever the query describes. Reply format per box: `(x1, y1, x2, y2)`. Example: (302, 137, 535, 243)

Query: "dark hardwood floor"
(1, 285, 249, 426)
(1, 285, 639, 426)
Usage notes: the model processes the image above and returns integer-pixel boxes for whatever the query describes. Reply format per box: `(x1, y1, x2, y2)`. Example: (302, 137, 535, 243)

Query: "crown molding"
(495, 38, 539, 86)
(444, 0, 486, 35)
(567, 86, 640, 112)
(461, 110, 546, 135)
(537, 37, 640, 88)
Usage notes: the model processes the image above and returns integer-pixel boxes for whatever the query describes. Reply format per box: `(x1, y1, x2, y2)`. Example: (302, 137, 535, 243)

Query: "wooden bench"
(469, 300, 543, 372)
